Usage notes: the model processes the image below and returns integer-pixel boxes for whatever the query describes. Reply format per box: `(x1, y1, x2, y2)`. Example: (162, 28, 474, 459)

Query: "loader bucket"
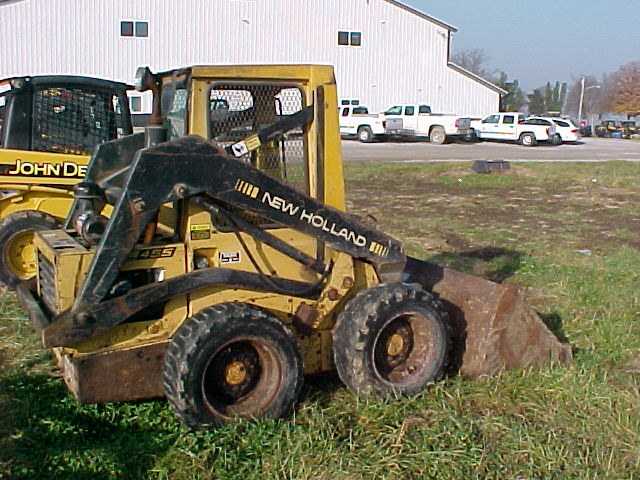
(404, 257, 572, 377)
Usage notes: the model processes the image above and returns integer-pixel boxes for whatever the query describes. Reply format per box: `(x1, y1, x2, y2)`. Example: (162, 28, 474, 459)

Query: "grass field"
(1, 161, 639, 479)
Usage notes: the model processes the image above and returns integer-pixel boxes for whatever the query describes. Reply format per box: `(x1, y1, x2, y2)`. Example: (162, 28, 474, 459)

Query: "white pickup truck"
(470, 112, 557, 146)
(382, 104, 472, 144)
(339, 105, 386, 143)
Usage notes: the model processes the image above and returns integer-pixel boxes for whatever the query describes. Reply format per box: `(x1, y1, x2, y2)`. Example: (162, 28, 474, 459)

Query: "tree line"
(451, 49, 640, 119)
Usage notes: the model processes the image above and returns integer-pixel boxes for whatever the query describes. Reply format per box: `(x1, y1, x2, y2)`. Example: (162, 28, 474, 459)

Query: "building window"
(135, 22, 148, 37)
(121, 21, 149, 38)
(121, 21, 134, 36)
(338, 31, 362, 46)
(130, 96, 142, 112)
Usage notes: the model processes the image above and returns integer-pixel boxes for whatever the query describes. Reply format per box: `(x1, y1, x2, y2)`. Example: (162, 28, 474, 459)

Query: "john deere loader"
(17, 65, 571, 428)
(0, 75, 132, 287)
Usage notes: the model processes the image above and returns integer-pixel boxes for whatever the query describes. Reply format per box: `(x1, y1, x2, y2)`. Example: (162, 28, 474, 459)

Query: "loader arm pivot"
(72, 135, 405, 312)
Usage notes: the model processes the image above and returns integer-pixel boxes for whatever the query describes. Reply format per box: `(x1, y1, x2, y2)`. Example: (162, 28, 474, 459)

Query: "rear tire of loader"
(0, 211, 59, 288)
(332, 283, 449, 397)
(164, 303, 303, 429)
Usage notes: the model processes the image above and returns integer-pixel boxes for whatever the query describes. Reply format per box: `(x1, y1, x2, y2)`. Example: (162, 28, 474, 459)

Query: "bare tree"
(450, 48, 495, 81)
(564, 75, 608, 120)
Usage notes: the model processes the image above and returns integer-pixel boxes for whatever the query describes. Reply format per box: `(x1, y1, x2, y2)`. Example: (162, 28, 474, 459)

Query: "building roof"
(1, 0, 458, 33)
(384, 0, 457, 32)
(448, 63, 507, 95)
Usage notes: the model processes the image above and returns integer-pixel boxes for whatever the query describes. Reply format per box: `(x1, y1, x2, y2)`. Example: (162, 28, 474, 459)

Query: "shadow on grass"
(298, 371, 343, 407)
(538, 312, 571, 345)
(0, 373, 178, 480)
(426, 246, 525, 284)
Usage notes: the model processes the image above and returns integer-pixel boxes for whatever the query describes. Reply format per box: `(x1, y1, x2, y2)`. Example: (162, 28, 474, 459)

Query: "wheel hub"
(205, 342, 261, 402)
(6, 231, 37, 279)
(386, 333, 405, 357)
(224, 361, 247, 386)
(375, 318, 414, 371)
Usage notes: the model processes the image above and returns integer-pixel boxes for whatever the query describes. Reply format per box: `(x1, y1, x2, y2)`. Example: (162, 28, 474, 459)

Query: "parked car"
(339, 105, 386, 142)
(382, 104, 472, 144)
(579, 123, 593, 137)
(527, 117, 581, 143)
(470, 112, 556, 146)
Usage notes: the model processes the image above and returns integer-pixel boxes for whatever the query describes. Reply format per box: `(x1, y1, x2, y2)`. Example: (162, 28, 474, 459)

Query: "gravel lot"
(341, 136, 640, 163)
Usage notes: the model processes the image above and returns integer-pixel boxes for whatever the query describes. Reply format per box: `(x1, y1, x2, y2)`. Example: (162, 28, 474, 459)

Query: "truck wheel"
(332, 283, 449, 396)
(518, 132, 537, 146)
(164, 302, 303, 429)
(0, 211, 59, 288)
(429, 126, 446, 144)
(357, 126, 374, 143)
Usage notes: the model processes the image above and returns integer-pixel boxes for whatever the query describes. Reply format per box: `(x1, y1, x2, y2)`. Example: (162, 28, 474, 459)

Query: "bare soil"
(345, 165, 640, 255)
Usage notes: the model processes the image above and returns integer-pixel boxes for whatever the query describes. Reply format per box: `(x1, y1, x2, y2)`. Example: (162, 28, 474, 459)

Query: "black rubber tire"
(164, 302, 303, 429)
(429, 126, 446, 144)
(552, 134, 562, 145)
(357, 126, 374, 143)
(0, 210, 59, 288)
(518, 132, 537, 146)
(332, 283, 449, 397)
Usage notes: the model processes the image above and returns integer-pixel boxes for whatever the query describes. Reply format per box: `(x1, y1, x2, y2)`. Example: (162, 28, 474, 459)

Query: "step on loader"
(0, 75, 132, 287)
(17, 65, 571, 428)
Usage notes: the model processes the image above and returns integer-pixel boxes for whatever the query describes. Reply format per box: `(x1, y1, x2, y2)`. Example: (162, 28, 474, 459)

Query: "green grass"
(1, 161, 639, 479)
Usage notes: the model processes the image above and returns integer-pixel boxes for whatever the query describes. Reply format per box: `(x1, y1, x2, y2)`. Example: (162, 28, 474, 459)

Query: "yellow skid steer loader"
(0, 75, 132, 287)
(17, 65, 571, 428)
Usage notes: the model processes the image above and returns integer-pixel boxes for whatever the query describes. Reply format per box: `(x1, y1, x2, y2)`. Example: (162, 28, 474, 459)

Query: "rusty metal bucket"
(404, 257, 572, 377)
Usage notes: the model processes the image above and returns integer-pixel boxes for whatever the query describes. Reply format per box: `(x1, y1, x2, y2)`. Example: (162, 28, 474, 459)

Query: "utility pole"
(578, 77, 600, 126)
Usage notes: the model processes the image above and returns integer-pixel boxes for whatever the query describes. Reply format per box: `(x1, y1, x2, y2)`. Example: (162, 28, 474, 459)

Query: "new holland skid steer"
(0, 75, 132, 287)
(17, 65, 571, 428)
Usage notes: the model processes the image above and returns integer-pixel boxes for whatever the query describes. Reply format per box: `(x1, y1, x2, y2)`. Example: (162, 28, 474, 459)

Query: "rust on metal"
(55, 342, 167, 404)
(341, 276, 354, 289)
(404, 256, 572, 377)
(293, 303, 320, 333)
(327, 288, 340, 301)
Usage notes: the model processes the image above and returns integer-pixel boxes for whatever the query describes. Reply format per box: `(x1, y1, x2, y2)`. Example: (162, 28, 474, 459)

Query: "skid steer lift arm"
(40, 136, 405, 347)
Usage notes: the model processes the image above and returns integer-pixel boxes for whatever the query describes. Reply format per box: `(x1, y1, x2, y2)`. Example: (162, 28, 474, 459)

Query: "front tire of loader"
(164, 303, 303, 429)
(0, 211, 59, 288)
(332, 283, 449, 397)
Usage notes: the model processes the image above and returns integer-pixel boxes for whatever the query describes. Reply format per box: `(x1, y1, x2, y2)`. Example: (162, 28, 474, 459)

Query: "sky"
(403, 0, 640, 92)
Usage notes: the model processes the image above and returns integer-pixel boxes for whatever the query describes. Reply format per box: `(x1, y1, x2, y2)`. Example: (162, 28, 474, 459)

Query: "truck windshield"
(384, 106, 402, 115)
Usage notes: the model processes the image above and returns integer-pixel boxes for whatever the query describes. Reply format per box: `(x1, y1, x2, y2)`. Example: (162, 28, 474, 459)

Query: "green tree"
(607, 60, 640, 118)
(494, 71, 526, 111)
(542, 81, 567, 114)
(527, 89, 545, 116)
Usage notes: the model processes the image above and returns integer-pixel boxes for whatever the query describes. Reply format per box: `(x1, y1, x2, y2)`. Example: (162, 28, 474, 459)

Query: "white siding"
(0, 0, 500, 116)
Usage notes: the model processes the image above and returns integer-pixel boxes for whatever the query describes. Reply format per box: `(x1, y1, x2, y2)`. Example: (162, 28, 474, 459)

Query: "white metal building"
(0, 0, 502, 117)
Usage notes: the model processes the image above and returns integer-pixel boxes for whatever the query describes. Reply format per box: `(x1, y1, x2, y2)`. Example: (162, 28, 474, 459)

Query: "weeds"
(1, 161, 639, 479)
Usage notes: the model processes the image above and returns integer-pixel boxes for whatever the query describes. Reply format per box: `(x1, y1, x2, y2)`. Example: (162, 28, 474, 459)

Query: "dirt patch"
(345, 166, 640, 253)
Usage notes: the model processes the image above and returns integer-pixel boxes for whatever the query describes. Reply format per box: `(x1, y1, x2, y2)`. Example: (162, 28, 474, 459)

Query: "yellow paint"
(37, 65, 378, 381)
